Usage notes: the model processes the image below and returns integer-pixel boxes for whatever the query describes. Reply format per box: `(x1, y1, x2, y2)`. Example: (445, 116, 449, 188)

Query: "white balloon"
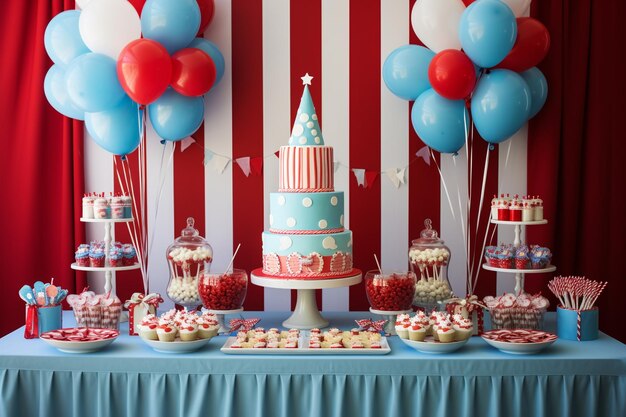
(500, 0, 532, 17)
(411, 0, 465, 53)
(75, 0, 92, 9)
(79, 0, 141, 60)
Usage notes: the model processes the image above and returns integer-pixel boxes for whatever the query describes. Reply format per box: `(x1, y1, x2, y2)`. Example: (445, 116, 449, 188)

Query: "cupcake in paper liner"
(109, 248, 123, 268)
(122, 244, 137, 266)
(89, 248, 105, 268)
(514, 245, 531, 269)
(497, 249, 514, 269)
(530, 246, 552, 269)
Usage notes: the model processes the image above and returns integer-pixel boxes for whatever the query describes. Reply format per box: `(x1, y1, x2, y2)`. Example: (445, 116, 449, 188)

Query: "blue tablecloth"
(1, 311, 625, 417)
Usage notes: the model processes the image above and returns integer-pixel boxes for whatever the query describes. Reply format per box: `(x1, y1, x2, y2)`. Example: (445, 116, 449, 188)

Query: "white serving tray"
(221, 336, 390, 355)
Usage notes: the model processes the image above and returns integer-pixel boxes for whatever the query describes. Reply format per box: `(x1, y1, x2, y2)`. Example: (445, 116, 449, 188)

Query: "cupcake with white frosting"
(436, 319, 456, 343)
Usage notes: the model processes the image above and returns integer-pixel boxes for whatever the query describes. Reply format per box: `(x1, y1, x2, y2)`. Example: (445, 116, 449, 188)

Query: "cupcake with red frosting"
(137, 314, 158, 340)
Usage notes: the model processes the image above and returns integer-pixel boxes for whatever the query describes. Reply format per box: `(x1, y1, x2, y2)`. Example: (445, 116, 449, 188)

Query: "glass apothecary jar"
(166, 217, 213, 308)
(409, 219, 453, 311)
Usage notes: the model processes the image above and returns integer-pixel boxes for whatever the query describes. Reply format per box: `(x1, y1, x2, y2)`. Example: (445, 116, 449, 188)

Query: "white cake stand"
(369, 308, 413, 336)
(251, 268, 362, 329)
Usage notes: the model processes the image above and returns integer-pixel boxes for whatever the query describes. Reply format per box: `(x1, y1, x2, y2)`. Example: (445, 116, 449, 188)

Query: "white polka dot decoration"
(330, 196, 338, 206)
(302, 197, 313, 207)
(311, 129, 317, 136)
(322, 236, 337, 250)
(318, 219, 327, 229)
(312, 114, 318, 120)
(286, 217, 296, 227)
(279, 236, 292, 250)
(299, 137, 307, 144)
(299, 113, 310, 122)
(306, 121, 314, 128)
(340, 214, 344, 226)
(277, 195, 286, 206)
(292, 123, 304, 137)
(314, 137, 321, 144)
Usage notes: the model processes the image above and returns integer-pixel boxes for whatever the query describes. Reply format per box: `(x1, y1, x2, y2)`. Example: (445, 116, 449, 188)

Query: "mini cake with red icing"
(137, 314, 158, 340)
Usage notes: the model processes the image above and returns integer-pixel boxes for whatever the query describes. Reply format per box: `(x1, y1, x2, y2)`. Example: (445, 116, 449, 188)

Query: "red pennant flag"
(250, 157, 264, 176)
(274, 150, 280, 158)
(365, 171, 378, 189)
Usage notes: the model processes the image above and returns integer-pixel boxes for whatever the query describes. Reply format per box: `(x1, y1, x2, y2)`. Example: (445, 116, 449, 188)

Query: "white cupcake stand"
(71, 217, 141, 322)
(482, 219, 556, 295)
(251, 269, 362, 329)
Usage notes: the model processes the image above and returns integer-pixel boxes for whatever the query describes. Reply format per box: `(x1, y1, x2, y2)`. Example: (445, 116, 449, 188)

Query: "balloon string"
(453, 156, 470, 294)
(504, 139, 512, 170)
(469, 146, 491, 293)
(148, 142, 176, 271)
(122, 157, 148, 293)
(431, 149, 455, 221)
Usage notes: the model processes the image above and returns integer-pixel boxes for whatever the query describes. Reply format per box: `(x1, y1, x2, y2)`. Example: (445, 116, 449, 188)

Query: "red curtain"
(0, 0, 86, 337)
(527, 0, 626, 342)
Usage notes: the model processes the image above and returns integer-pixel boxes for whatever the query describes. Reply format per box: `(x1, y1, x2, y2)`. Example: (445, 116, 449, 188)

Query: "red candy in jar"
(198, 269, 248, 310)
(364, 271, 416, 311)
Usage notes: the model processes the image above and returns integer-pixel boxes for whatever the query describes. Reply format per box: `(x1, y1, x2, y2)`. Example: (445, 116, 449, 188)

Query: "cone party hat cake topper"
(289, 73, 324, 146)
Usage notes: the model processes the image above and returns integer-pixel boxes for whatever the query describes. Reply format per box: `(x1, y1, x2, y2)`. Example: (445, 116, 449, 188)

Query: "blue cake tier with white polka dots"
(269, 192, 344, 233)
(262, 230, 352, 258)
(288, 85, 324, 146)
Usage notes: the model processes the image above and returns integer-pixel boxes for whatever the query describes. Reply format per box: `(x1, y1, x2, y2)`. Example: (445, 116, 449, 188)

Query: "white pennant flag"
(180, 137, 195, 152)
(334, 162, 340, 173)
(210, 155, 230, 174)
(236, 157, 252, 177)
(385, 168, 401, 189)
(352, 168, 366, 187)
(396, 167, 406, 184)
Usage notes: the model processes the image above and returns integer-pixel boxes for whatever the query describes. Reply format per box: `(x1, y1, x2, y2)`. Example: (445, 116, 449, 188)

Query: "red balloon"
(428, 50, 477, 100)
(462, 0, 475, 6)
(496, 18, 550, 72)
(171, 48, 216, 97)
(196, 0, 215, 36)
(117, 39, 172, 105)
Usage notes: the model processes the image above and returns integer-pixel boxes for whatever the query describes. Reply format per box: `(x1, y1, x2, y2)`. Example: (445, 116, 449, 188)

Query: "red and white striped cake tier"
(278, 146, 334, 192)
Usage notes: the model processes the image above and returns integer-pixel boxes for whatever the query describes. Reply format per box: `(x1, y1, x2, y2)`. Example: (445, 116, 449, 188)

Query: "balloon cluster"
(43, 0, 225, 156)
(383, 0, 549, 154)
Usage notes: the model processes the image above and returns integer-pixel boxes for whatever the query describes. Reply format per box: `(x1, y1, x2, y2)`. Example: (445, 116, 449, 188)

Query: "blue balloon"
(188, 38, 225, 87)
(44, 65, 85, 120)
(141, 0, 201, 54)
(44, 10, 89, 67)
(520, 67, 548, 118)
(411, 89, 468, 154)
(383, 45, 434, 101)
(65, 53, 125, 112)
(85, 96, 141, 156)
(471, 69, 531, 143)
(459, 0, 517, 68)
(148, 89, 205, 141)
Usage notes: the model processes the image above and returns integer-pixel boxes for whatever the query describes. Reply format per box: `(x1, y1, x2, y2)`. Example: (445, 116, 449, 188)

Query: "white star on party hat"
(301, 73, 313, 85)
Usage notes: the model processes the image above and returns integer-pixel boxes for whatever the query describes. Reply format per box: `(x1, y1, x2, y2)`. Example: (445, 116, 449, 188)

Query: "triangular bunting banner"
(416, 145, 431, 166)
(236, 157, 252, 177)
(274, 150, 280, 158)
(352, 168, 366, 187)
(365, 171, 378, 189)
(250, 157, 263, 176)
(334, 162, 340, 173)
(180, 137, 195, 152)
(396, 167, 406, 184)
(385, 168, 401, 189)
(203, 148, 215, 166)
(210, 154, 231, 174)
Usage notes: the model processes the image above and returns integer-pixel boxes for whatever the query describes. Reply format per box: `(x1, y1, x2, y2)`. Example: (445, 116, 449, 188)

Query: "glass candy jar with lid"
(409, 219, 453, 311)
(166, 217, 213, 308)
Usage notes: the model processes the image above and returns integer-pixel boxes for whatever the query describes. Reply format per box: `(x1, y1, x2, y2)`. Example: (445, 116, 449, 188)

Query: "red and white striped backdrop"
(84, 0, 529, 311)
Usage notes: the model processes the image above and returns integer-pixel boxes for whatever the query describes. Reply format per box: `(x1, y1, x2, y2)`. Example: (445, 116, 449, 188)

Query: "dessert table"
(1, 311, 625, 417)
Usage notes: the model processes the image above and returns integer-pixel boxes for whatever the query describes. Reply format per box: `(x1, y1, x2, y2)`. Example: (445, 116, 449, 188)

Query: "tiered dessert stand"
(71, 217, 140, 321)
(251, 269, 362, 329)
(482, 219, 556, 295)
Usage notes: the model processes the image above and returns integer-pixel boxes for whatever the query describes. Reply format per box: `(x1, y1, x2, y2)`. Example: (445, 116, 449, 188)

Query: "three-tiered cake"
(261, 78, 354, 279)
